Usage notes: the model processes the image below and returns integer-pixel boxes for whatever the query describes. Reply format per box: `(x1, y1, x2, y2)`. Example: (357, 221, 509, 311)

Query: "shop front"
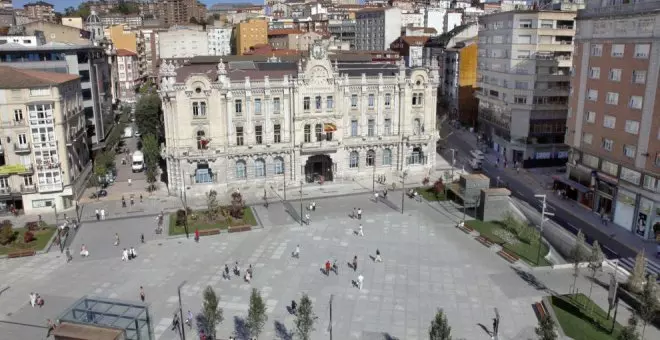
(594, 173, 618, 217)
(563, 164, 596, 208)
(636, 196, 660, 241)
(613, 188, 636, 232)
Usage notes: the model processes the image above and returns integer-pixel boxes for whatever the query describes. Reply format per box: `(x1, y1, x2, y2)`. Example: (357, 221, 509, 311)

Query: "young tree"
(429, 309, 452, 340)
(570, 229, 587, 294)
(617, 315, 641, 340)
(141, 133, 160, 191)
(206, 190, 220, 221)
(534, 315, 557, 340)
(639, 273, 659, 337)
(626, 250, 646, 294)
(246, 288, 268, 339)
(294, 294, 317, 340)
(134, 93, 162, 139)
(197, 286, 224, 339)
(587, 240, 604, 304)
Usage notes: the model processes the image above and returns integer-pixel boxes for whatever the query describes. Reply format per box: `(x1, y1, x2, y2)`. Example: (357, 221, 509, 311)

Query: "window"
(349, 151, 359, 168)
(192, 101, 206, 118)
(589, 67, 600, 79)
(623, 120, 639, 135)
(413, 118, 421, 135)
(412, 93, 424, 106)
(603, 115, 616, 128)
(304, 124, 311, 142)
(629, 96, 643, 109)
(582, 133, 593, 145)
(602, 138, 614, 151)
(517, 35, 531, 44)
(196, 130, 207, 149)
(384, 93, 391, 107)
(254, 99, 262, 114)
(611, 44, 624, 57)
(368, 94, 375, 108)
(255, 125, 263, 144)
(632, 70, 646, 84)
(584, 111, 596, 123)
(591, 44, 602, 56)
(605, 92, 619, 105)
(382, 148, 392, 165)
(23, 175, 33, 186)
(17, 133, 28, 145)
(367, 119, 375, 137)
(366, 150, 376, 166)
(602, 161, 618, 177)
(609, 68, 622, 82)
(620, 167, 641, 185)
(623, 145, 636, 158)
(14, 109, 23, 121)
(273, 97, 281, 113)
(315, 96, 322, 110)
(315, 124, 322, 142)
(410, 147, 424, 164)
(643, 176, 657, 192)
(326, 96, 333, 109)
(235, 100, 243, 115)
(350, 120, 358, 137)
(235, 160, 246, 179)
(518, 19, 532, 28)
(514, 81, 528, 89)
(514, 96, 527, 104)
(634, 44, 650, 58)
(274, 157, 284, 175)
(384, 119, 391, 135)
(29, 88, 49, 96)
(236, 126, 244, 146)
(540, 20, 553, 28)
(195, 167, 212, 184)
(303, 97, 310, 111)
(351, 94, 358, 108)
(587, 89, 598, 101)
(254, 158, 266, 177)
(273, 124, 281, 143)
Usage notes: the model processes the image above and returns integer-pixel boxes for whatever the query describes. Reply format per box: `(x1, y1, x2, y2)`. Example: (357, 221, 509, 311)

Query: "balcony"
(0, 187, 11, 196)
(301, 140, 340, 152)
(36, 161, 61, 171)
(1, 119, 26, 127)
(21, 184, 37, 193)
(14, 143, 31, 153)
(19, 164, 35, 174)
(38, 182, 63, 193)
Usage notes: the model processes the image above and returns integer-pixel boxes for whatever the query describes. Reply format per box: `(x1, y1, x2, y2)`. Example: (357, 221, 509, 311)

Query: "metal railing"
(14, 143, 31, 152)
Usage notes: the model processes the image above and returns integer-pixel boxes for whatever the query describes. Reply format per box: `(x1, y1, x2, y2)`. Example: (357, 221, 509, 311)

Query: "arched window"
(349, 151, 359, 168)
(235, 160, 246, 179)
(382, 148, 392, 166)
(315, 123, 323, 141)
(254, 158, 266, 177)
(274, 157, 284, 175)
(413, 118, 421, 135)
(410, 147, 424, 165)
(196, 130, 207, 149)
(366, 149, 375, 166)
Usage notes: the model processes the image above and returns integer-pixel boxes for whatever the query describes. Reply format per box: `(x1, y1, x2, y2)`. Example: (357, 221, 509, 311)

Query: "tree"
(141, 133, 160, 191)
(617, 315, 641, 340)
(230, 191, 245, 219)
(429, 309, 452, 340)
(294, 294, 317, 340)
(570, 229, 587, 294)
(134, 93, 162, 140)
(627, 250, 646, 294)
(197, 286, 224, 339)
(587, 240, 604, 304)
(206, 190, 220, 221)
(639, 273, 659, 337)
(534, 315, 557, 340)
(190, 16, 200, 24)
(247, 288, 267, 339)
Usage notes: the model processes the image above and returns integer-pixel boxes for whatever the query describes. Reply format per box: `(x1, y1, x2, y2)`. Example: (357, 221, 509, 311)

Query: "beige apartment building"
(565, 0, 660, 240)
(23, 1, 55, 22)
(0, 66, 91, 215)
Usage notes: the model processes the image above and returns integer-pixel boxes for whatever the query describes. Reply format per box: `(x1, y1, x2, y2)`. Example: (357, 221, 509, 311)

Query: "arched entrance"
(304, 154, 333, 183)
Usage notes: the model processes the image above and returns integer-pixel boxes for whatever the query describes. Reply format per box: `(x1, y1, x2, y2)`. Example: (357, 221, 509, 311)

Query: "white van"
(470, 150, 485, 160)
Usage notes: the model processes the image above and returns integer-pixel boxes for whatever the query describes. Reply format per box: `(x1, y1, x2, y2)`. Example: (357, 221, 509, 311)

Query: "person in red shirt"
(325, 260, 331, 276)
(194, 228, 199, 242)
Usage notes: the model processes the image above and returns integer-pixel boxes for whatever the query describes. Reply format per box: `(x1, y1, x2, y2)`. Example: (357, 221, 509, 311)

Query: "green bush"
(175, 209, 187, 226)
(25, 221, 39, 231)
(23, 231, 35, 243)
(0, 224, 15, 245)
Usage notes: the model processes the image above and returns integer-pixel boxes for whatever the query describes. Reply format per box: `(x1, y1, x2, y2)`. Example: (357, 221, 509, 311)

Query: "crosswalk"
(618, 257, 660, 282)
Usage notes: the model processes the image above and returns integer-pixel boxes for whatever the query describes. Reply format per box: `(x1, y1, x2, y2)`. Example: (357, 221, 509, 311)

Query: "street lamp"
(372, 161, 376, 192)
(449, 148, 457, 179)
(400, 170, 408, 214)
(329, 294, 334, 340)
(299, 179, 304, 226)
(534, 194, 554, 265)
(177, 280, 187, 340)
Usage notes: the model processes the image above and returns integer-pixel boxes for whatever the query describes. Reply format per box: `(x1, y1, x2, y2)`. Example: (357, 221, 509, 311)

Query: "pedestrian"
(352, 255, 358, 272)
(129, 247, 137, 259)
(357, 208, 362, 220)
(374, 191, 379, 201)
(224, 264, 230, 279)
(375, 249, 382, 262)
(114, 233, 120, 246)
(357, 274, 364, 290)
(305, 213, 310, 225)
(352, 207, 357, 219)
(46, 319, 56, 338)
(95, 209, 100, 221)
(171, 312, 180, 331)
(128, 178, 132, 186)
(311, 201, 316, 211)
(122, 248, 129, 261)
(122, 196, 126, 208)
(100, 209, 106, 220)
(130, 196, 134, 206)
(194, 228, 199, 242)
(186, 310, 193, 329)
(325, 260, 331, 276)
(140, 194, 143, 203)
(65, 248, 72, 263)
(358, 224, 364, 236)
(140, 233, 145, 244)
(140, 286, 145, 302)
(30, 292, 36, 307)
(293, 245, 300, 258)
(80, 244, 89, 257)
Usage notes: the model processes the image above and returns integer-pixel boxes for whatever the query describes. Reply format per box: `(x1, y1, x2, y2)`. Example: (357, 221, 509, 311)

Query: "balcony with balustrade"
(38, 182, 63, 193)
(14, 143, 31, 153)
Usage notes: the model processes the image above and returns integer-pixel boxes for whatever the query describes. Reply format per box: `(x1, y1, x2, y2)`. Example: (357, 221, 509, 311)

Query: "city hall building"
(158, 43, 439, 197)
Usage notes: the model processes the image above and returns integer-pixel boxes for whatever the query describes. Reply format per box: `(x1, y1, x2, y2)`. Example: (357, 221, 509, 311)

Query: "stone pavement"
(1, 193, 546, 340)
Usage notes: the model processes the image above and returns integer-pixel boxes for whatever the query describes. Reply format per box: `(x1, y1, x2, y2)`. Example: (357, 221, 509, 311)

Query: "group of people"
(222, 262, 254, 283)
(29, 292, 44, 308)
(121, 247, 138, 261)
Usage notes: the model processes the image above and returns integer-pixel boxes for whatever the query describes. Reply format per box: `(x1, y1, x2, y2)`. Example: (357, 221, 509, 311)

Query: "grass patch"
(549, 294, 622, 340)
(466, 219, 552, 267)
(415, 186, 446, 201)
(0, 226, 57, 255)
(169, 207, 258, 236)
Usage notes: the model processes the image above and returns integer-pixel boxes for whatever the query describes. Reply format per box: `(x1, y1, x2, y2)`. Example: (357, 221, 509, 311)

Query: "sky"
(12, 0, 240, 12)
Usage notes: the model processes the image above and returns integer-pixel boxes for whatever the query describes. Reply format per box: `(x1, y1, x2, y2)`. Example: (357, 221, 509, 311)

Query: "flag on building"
(324, 123, 336, 132)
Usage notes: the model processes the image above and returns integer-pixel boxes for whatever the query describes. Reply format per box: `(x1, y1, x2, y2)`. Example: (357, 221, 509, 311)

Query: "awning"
(552, 175, 591, 193)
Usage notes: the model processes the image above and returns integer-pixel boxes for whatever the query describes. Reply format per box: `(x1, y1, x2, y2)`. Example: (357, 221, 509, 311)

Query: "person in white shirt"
(80, 244, 89, 257)
(121, 248, 128, 261)
(357, 274, 364, 290)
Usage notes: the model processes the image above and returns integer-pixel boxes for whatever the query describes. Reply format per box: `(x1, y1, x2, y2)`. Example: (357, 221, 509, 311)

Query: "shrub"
(230, 192, 245, 219)
(0, 224, 15, 245)
(25, 221, 39, 231)
(23, 231, 35, 243)
(422, 177, 430, 186)
(175, 209, 187, 226)
(432, 179, 444, 195)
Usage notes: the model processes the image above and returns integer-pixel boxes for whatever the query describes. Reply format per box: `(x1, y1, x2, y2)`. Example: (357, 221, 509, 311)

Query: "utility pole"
(177, 280, 187, 340)
(329, 294, 334, 340)
(299, 180, 304, 226)
(400, 171, 407, 214)
(372, 162, 376, 192)
(534, 194, 554, 265)
(449, 148, 456, 179)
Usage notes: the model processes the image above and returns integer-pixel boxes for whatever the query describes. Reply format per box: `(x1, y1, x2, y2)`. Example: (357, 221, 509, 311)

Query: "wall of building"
(61, 17, 83, 29)
(457, 43, 478, 126)
(22, 21, 90, 44)
(108, 25, 138, 53)
(236, 19, 268, 55)
(207, 27, 232, 56)
(158, 28, 209, 59)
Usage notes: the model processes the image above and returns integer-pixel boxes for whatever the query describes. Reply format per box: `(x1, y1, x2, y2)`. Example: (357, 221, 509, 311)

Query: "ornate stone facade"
(159, 44, 440, 197)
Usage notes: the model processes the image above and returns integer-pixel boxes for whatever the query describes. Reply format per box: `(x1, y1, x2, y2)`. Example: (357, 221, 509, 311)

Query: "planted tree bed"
(549, 294, 623, 340)
(168, 207, 257, 236)
(0, 221, 56, 256)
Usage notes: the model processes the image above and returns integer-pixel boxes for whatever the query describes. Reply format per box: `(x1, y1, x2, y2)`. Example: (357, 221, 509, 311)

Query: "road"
(441, 125, 643, 261)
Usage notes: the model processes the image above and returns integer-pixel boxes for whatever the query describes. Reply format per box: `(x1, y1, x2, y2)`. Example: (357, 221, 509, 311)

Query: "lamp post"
(449, 148, 457, 179)
(329, 294, 334, 340)
(299, 179, 304, 226)
(372, 161, 376, 192)
(177, 280, 187, 340)
(534, 194, 554, 265)
(400, 171, 408, 214)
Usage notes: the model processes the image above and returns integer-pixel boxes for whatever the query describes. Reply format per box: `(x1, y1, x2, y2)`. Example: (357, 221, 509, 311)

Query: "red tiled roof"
(268, 29, 305, 36)
(116, 48, 137, 57)
(0, 66, 79, 89)
(402, 36, 430, 46)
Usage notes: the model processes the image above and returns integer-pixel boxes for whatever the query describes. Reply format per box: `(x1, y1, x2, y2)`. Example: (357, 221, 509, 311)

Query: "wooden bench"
(533, 301, 547, 320)
(476, 235, 494, 248)
(228, 225, 252, 233)
(7, 249, 36, 258)
(197, 229, 221, 237)
(497, 249, 519, 263)
(457, 224, 475, 234)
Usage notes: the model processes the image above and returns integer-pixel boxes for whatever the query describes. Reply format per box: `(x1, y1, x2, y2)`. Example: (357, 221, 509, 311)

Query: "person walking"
(357, 274, 364, 290)
(375, 249, 382, 262)
(293, 245, 300, 258)
(311, 201, 316, 211)
(46, 319, 56, 338)
(140, 194, 143, 203)
(100, 209, 106, 220)
(357, 208, 362, 220)
(194, 228, 200, 242)
(95, 209, 100, 221)
(352, 255, 358, 272)
(114, 233, 120, 246)
(130, 196, 134, 206)
(325, 260, 331, 276)
(352, 207, 357, 219)
(171, 312, 180, 331)
(304, 213, 310, 225)
(65, 248, 72, 263)
(121, 248, 129, 261)
(358, 224, 364, 236)
(224, 264, 230, 280)
(139, 286, 145, 302)
(374, 192, 379, 202)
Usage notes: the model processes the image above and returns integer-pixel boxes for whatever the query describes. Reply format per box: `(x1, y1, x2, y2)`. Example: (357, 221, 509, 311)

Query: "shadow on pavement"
(511, 266, 552, 293)
(233, 315, 250, 340)
(274, 320, 293, 340)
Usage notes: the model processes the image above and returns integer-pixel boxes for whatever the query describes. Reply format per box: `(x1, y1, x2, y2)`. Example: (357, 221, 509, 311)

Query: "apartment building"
(355, 7, 402, 51)
(0, 66, 91, 215)
(0, 0, 11, 10)
(23, 1, 55, 23)
(268, 29, 322, 51)
(565, 0, 660, 240)
(158, 0, 207, 26)
(236, 18, 268, 55)
(158, 26, 209, 59)
(107, 25, 138, 54)
(116, 49, 139, 104)
(22, 21, 92, 45)
(475, 10, 576, 166)
(99, 14, 144, 29)
(207, 27, 232, 56)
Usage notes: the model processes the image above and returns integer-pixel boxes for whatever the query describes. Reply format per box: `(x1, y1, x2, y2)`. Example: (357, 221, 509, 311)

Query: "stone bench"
(7, 249, 36, 259)
(228, 225, 252, 233)
(476, 235, 495, 248)
(533, 301, 547, 320)
(197, 229, 221, 237)
(497, 249, 519, 264)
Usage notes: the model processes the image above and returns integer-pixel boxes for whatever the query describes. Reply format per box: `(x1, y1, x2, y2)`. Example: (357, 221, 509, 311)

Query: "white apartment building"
(116, 49, 139, 103)
(158, 26, 209, 59)
(207, 27, 232, 56)
(0, 35, 44, 47)
(0, 66, 91, 214)
(475, 10, 576, 164)
(158, 43, 439, 197)
(355, 7, 402, 51)
(401, 10, 424, 28)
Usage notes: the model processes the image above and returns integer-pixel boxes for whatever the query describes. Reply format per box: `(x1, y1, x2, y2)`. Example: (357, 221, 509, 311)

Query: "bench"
(228, 225, 252, 233)
(457, 223, 475, 234)
(476, 235, 495, 248)
(532, 301, 547, 320)
(197, 229, 221, 237)
(7, 249, 36, 258)
(497, 249, 519, 263)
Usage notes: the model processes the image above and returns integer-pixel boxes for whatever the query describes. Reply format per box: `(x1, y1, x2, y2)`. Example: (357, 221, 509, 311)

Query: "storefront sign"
(597, 172, 619, 185)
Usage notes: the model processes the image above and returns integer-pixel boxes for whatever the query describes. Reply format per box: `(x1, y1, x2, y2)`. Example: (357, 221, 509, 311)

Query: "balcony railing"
(38, 182, 63, 193)
(14, 143, 31, 153)
(21, 184, 37, 193)
(0, 187, 10, 195)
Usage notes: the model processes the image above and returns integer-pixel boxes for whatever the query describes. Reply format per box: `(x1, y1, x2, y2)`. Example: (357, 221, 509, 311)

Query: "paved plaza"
(1, 193, 558, 340)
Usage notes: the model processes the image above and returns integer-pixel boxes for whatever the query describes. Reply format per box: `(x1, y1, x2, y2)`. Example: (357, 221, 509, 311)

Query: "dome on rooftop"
(86, 10, 101, 24)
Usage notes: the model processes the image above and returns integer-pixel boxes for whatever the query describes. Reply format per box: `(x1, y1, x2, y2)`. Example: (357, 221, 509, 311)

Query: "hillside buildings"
(355, 7, 402, 51)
